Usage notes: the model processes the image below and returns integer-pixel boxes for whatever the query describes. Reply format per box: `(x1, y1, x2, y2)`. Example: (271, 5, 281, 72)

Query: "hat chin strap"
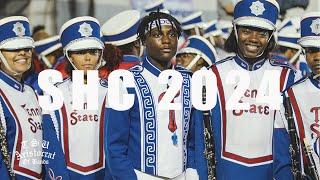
(186, 54, 201, 70)
(139, 43, 144, 58)
(65, 52, 79, 70)
(209, 36, 216, 46)
(234, 25, 274, 59)
(195, 27, 201, 36)
(0, 51, 26, 76)
(313, 72, 320, 79)
(41, 55, 53, 69)
(288, 48, 302, 65)
(95, 49, 104, 69)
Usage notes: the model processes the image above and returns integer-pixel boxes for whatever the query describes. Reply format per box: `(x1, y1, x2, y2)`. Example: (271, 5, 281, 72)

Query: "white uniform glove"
(185, 168, 199, 180)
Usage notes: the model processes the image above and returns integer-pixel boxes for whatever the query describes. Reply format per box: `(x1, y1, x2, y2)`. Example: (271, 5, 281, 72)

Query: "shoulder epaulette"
(293, 76, 309, 86)
(99, 78, 108, 88)
(214, 56, 234, 65)
(269, 59, 296, 71)
(284, 76, 308, 91)
(129, 64, 144, 73)
(55, 77, 71, 87)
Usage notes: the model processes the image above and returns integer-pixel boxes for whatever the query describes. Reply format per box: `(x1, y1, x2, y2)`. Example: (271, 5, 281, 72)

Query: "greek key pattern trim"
(131, 66, 157, 175)
(181, 72, 191, 170)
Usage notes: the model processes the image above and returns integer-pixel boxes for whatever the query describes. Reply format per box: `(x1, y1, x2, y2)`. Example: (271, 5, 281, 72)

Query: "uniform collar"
(123, 55, 140, 62)
(234, 55, 266, 71)
(310, 75, 320, 89)
(142, 56, 174, 77)
(0, 70, 23, 92)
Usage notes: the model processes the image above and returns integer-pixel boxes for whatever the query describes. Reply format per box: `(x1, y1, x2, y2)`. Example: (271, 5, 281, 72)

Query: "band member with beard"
(274, 12, 320, 179)
(99, 10, 142, 79)
(42, 16, 111, 179)
(105, 11, 197, 179)
(193, 0, 299, 179)
(0, 16, 42, 179)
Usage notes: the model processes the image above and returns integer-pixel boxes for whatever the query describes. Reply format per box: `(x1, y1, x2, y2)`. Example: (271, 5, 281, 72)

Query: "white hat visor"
(65, 38, 104, 52)
(0, 37, 34, 50)
(234, 17, 275, 31)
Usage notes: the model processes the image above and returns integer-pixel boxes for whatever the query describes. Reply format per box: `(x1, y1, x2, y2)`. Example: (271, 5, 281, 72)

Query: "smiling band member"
(193, 0, 299, 179)
(0, 16, 43, 180)
(105, 11, 197, 180)
(42, 16, 111, 179)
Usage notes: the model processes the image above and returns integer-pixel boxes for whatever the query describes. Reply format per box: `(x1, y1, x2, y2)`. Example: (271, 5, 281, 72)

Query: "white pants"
(134, 169, 198, 180)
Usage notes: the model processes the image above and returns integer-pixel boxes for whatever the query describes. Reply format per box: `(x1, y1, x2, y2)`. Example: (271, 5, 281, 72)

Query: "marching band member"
(100, 10, 142, 78)
(181, 11, 204, 37)
(144, 0, 169, 14)
(34, 35, 63, 70)
(26, 36, 63, 94)
(274, 12, 320, 180)
(178, 11, 204, 52)
(194, 0, 298, 179)
(203, 20, 234, 61)
(176, 35, 218, 72)
(271, 18, 312, 77)
(105, 11, 197, 179)
(0, 16, 42, 179)
(42, 16, 110, 179)
(32, 25, 50, 41)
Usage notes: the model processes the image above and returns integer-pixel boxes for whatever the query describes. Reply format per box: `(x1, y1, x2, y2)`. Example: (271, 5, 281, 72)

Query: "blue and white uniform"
(296, 56, 311, 77)
(274, 11, 320, 179)
(193, 0, 299, 179)
(0, 71, 42, 180)
(0, 16, 42, 179)
(105, 57, 194, 180)
(42, 78, 109, 179)
(42, 16, 111, 179)
(193, 55, 297, 180)
(274, 76, 320, 179)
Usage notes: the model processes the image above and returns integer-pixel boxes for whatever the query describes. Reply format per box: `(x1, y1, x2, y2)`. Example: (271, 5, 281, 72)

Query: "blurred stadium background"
(1, 0, 319, 34)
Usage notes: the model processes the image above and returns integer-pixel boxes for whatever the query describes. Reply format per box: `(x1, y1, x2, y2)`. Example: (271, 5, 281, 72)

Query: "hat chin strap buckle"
(0, 51, 25, 76)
